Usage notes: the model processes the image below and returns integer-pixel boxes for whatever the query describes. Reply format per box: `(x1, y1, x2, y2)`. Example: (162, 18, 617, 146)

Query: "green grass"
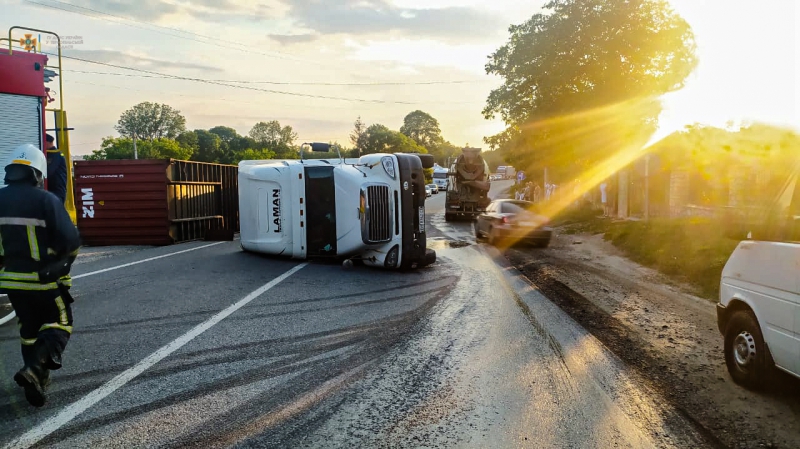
(552, 209, 740, 299)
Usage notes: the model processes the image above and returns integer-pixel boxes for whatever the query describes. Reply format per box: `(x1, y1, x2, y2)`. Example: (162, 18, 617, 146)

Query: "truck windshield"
(433, 172, 447, 179)
(305, 166, 338, 256)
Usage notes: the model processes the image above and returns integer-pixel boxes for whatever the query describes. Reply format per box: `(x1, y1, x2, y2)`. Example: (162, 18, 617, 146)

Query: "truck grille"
(362, 184, 392, 243)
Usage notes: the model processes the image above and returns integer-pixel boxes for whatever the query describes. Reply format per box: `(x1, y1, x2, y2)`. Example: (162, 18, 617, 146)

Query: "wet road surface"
(1, 181, 714, 448)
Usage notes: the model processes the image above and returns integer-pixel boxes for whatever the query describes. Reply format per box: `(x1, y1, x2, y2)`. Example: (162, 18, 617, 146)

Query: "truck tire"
(724, 309, 770, 389)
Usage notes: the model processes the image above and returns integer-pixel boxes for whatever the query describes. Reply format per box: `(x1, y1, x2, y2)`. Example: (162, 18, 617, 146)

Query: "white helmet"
(5, 144, 48, 182)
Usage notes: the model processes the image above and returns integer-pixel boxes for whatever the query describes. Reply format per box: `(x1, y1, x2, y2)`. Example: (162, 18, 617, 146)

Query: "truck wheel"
(724, 309, 770, 389)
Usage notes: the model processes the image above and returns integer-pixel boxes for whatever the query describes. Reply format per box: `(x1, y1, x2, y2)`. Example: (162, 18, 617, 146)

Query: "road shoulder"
(506, 229, 800, 449)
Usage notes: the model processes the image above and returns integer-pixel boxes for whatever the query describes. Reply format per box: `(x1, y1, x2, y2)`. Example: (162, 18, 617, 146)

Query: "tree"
(209, 126, 240, 144)
(176, 131, 199, 154)
(400, 110, 443, 149)
(483, 0, 697, 182)
(191, 130, 224, 163)
(84, 137, 193, 161)
(361, 124, 427, 155)
(230, 148, 277, 164)
(350, 116, 366, 156)
(429, 140, 460, 166)
(248, 121, 297, 146)
(115, 102, 187, 141)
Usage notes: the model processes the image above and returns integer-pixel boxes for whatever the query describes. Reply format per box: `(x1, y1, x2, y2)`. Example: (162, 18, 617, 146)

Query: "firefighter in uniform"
(45, 134, 68, 204)
(0, 144, 80, 407)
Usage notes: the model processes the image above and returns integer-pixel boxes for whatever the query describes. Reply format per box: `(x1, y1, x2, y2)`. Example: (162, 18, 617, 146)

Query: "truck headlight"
(385, 244, 399, 268)
(381, 156, 396, 179)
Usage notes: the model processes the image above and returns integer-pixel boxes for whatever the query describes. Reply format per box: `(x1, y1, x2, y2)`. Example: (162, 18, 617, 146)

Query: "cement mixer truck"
(444, 147, 491, 221)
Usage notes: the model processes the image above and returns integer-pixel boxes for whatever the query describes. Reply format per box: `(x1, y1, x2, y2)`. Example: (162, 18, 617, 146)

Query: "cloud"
(60, 0, 286, 22)
(267, 33, 319, 45)
(274, 0, 507, 43)
(64, 48, 223, 72)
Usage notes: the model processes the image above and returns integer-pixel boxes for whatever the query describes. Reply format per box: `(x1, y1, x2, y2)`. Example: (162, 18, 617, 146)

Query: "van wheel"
(724, 310, 769, 389)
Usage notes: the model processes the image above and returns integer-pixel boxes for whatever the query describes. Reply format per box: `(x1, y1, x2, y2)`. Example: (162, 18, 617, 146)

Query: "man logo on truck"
(272, 189, 281, 233)
(81, 187, 94, 218)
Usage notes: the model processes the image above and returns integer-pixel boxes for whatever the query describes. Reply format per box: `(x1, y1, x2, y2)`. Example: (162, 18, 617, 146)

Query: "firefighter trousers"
(8, 289, 73, 371)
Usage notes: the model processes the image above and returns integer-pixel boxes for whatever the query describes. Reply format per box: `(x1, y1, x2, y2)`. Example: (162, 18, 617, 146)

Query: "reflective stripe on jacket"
(0, 183, 80, 292)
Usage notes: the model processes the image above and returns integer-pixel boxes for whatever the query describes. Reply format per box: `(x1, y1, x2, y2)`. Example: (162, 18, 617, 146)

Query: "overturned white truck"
(238, 143, 437, 270)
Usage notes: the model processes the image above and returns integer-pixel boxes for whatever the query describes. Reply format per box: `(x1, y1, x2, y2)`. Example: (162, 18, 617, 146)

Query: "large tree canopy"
(115, 102, 187, 141)
(400, 110, 443, 149)
(361, 124, 427, 155)
(483, 0, 697, 181)
(84, 137, 193, 161)
(249, 121, 297, 146)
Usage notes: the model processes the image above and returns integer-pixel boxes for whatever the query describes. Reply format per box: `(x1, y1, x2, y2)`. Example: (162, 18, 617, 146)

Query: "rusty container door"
(74, 159, 172, 245)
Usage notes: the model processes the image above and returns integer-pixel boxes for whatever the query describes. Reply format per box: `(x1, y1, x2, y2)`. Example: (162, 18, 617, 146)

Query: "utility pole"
(133, 133, 138, 160)
(644, 153, 650, 221)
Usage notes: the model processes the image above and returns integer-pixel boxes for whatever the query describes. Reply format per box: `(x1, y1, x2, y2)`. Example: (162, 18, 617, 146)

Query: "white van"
(717, 165, 800, 388)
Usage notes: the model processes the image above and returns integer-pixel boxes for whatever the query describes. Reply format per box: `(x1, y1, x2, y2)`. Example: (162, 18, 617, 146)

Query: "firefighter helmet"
(5, 144, 48, 183)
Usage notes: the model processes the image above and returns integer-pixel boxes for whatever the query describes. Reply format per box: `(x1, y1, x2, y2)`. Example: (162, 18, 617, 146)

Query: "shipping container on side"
(73, 159, 239, 246)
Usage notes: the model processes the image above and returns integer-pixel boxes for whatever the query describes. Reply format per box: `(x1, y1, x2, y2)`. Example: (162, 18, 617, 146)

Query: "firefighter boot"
(13, 366, 48, 407)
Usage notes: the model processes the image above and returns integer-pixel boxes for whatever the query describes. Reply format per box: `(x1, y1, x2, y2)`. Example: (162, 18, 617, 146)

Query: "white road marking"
(0, 242, 228, 327)
(73, 241, 226, 279)
(0, 310, 15, 326)
(3, 262, 308, 449)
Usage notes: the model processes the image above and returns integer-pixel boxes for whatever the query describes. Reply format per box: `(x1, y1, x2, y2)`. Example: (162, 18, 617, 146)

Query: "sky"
(1, 0, 797, 156)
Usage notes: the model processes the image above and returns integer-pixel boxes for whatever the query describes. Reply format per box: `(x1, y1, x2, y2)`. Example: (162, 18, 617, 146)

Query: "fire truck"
(0, 26, 77, 223)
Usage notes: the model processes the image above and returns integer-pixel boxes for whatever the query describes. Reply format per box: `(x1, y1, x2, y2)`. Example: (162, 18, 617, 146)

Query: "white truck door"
(792, 240, 800, 375)
(0, 93, 42, 174)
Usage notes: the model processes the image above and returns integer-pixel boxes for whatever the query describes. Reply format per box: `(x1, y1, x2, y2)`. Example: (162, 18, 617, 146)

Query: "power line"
(68, 79, 385, 111)
(42, 51, 482, 105)
(24, 0, 384, 80)
(43, 52, 407, 104)
(24, 0, 313, 65)
(65, 69, 486, 86)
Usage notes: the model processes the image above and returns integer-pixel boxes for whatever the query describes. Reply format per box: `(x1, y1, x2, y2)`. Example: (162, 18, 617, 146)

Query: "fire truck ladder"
(4, 27, 77, 224)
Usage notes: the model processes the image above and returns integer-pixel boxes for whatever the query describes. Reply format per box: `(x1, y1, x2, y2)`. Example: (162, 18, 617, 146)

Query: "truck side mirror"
(413, 154, 435, 169)
(310, 143, 331, 152)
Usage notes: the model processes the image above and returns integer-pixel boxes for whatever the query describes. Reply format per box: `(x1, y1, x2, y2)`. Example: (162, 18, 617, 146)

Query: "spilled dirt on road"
(506, 231, 800, 449)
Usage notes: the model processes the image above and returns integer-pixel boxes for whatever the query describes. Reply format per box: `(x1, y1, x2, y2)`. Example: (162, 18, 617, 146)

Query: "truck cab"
(238, 146, 436, 270)
(432, 166, 449, 190)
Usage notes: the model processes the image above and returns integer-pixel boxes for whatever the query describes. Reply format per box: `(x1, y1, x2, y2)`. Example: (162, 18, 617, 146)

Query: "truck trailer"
(445, 147, 491, 221)
(239, 144, 437, 270)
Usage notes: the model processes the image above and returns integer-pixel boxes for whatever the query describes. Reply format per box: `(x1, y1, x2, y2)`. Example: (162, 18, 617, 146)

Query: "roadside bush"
(603, 218, 740, 298)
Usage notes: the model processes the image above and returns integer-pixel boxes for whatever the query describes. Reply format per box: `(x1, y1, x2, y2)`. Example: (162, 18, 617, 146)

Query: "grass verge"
(554, 207, 740, 299)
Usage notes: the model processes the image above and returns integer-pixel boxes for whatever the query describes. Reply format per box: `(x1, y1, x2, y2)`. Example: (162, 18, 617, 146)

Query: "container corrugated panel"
(74, 159, 239, 246)
(74, 159, 172, 246)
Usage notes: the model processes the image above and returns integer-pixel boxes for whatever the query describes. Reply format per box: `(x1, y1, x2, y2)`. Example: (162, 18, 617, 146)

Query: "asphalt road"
(1, 180, 716, 448)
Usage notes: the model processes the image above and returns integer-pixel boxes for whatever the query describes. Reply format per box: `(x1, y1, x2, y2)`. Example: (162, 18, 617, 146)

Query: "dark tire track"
(508, 254, 729, 449)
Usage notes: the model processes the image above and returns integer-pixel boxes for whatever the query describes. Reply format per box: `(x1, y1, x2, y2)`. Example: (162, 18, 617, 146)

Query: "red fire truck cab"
(0, 26, 77, 223)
